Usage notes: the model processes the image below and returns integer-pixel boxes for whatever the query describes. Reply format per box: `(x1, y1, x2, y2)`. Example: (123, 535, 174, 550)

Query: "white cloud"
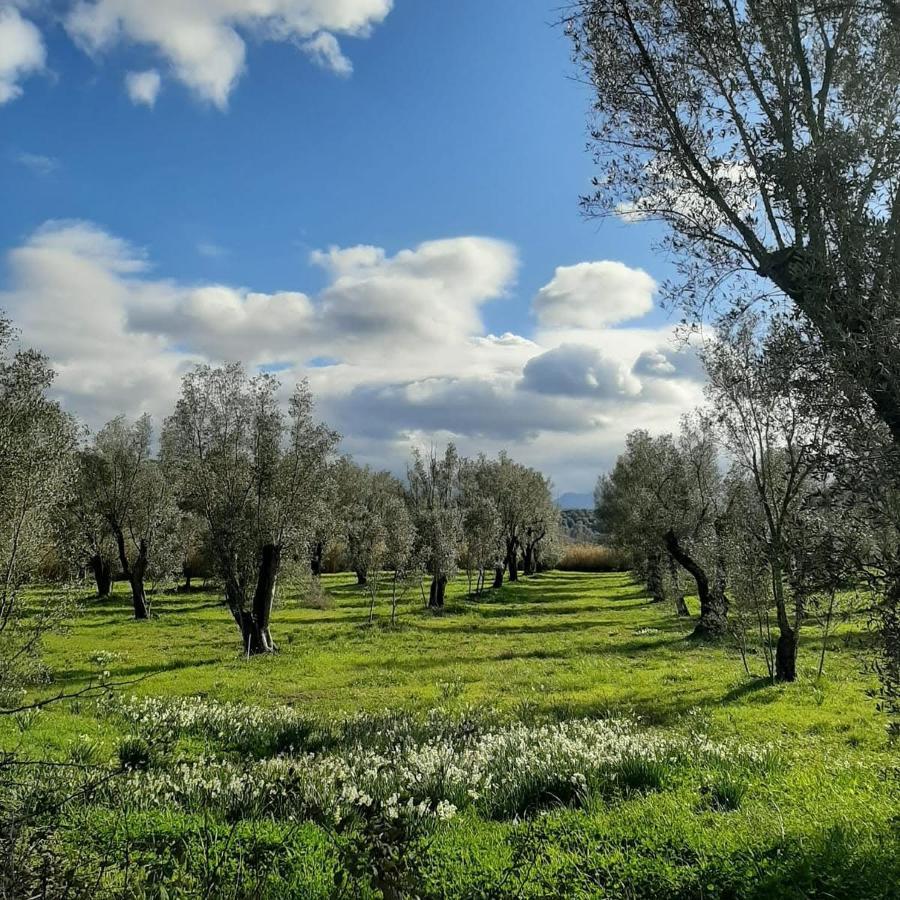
(301, 31, 352, 76)
(125, 68, 161, 106)
(66, 0, 393, 107)
(0, 221, 706, 492)
(0, 7, 45, 104)
(14, 151, 59, 175)
(533, 261, 656, 330)
(0, 221, 191, 426)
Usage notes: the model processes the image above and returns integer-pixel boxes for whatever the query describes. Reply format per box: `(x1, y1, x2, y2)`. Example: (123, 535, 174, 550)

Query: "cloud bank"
(0, 221, 705, 491)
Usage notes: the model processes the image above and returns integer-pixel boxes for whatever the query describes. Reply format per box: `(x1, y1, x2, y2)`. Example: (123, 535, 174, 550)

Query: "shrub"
(555, 544, 628, 572)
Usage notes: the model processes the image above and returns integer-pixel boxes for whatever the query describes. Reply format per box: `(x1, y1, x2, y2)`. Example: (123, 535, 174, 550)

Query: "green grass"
(4, 571, 898, 898)
(11, 570, 887, 752)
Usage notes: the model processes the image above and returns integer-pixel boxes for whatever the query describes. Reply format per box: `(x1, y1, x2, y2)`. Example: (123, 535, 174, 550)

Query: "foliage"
(162, 364, 339, 652)
(0, 314, 76, 706)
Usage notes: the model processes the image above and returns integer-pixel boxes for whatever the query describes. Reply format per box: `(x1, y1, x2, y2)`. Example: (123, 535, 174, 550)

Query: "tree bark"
(355, 567, 368, 587)
(428, 574, 447, 610)
(775, 627, 798, 682)
(522, 545, 536, 577)
(129, 540, 150, 620)
(665, 529, 727, 639)
(492, 566, 504, 589)
(89, 553, 112, 599)
(646, 551, 666, 603)
(666, 551, 690, 617)
(506, 540, 519, 582)
(231, 543, 280, 655)
(310, 540, 324, 577)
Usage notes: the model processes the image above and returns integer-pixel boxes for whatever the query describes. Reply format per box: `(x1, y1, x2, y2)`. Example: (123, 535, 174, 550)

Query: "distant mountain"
(557, 492, 594, 510)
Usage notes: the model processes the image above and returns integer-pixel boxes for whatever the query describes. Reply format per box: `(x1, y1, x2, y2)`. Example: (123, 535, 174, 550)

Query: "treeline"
(560, 508, 602, 544)
(0, 327, 561, 668)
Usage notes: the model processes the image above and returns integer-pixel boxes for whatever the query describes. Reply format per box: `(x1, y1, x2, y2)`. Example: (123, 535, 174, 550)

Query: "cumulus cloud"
(313, 237, 518, 350)
(65, 0, 393, 107)
(0, 221, 191, 426)
(129, 285, 317, 361)
(532, 261, 656, 330)
(632, 344, 705, 382)
(522, 343, 641, 399)
(125, 69, 161, 106)
(0, 220, 706, 491)
(0, 7, 45, 104)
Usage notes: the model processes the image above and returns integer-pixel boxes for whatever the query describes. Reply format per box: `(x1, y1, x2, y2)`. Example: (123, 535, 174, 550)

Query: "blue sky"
(0, 0, 702, 493)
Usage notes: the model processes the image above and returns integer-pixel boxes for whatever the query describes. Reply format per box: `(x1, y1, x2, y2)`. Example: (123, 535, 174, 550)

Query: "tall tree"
(568, 1, 900, 435)
(597, 424, 729, 634)
(163, 365, 338, 654)
(78, 416, 176, 619)
(703, 320, 838, 680)
(407, 445, 462, 610)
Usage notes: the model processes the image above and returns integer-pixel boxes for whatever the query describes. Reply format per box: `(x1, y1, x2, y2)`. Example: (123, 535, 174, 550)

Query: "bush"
(555, 544, 628, 572)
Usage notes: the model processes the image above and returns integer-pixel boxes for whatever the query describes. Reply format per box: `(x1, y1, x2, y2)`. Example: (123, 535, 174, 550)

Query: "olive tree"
(383, 496, 419, 626)
(519, 469, 560, 577)
(407, 445, 462, 610)
(162, 365, 338, 654)
(568, 1, 900, 436)
(597, 423, 730, 635)
(0, 314, 76, 703)
(703, 320, 838, 680)
(78, 416, 177, 619)
(334, 458, 404, 586)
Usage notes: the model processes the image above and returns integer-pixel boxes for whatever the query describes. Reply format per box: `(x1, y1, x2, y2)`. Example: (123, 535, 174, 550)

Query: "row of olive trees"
(0, 326, 562, 660)
(597, 318, 858, 682)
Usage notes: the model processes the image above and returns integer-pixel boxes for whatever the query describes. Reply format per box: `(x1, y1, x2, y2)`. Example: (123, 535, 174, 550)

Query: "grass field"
(4, 571, 899, 898)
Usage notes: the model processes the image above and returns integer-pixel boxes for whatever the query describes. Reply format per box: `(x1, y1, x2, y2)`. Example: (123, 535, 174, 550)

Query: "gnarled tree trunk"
(666, 551, 690, 617)
(89, 553, 112, 599)
(355, 567, 368, 587)
(506, 540, 519, 582)
(428, 574, 448, 609)
(775, 628, 798, 682)
(492, 566, 504, 589)
(522, 544, 536, 576)
(665, 529, 727, 639)
(771, 559, 798, 682)
(310, 540, 324, 577)
(231, 543, 280, 655)
(128, 539, 150, 620)
(646, 550, 666, 603)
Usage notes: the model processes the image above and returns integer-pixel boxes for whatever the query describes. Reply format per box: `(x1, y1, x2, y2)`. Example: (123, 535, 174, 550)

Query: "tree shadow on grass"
(51, 654, 225, 687)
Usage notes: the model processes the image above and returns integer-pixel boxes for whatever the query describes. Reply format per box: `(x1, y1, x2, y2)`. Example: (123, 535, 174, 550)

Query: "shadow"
(51, 655, 225, 685)
(717, 676, 776, 704)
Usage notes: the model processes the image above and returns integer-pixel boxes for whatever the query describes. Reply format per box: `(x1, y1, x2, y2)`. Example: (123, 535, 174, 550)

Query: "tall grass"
(555, 544, 628, 572)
